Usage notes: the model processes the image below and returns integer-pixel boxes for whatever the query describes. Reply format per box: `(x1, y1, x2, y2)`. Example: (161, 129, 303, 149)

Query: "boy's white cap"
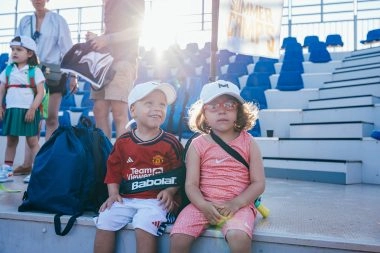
(128, 81, 176, 111)
(200, 80, 244, 104)
(10, 36, 37, 52)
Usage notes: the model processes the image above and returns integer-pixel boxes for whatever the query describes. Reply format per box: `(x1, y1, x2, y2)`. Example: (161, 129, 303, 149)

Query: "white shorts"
(94, 198, 168, 236)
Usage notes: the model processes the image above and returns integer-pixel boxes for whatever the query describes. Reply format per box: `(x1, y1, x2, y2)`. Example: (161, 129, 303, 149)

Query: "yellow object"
(256, 203, 270, 218)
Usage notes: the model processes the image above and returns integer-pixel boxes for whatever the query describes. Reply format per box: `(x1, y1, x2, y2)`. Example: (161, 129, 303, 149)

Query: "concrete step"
(308, 95, 380, 109)
(302, 105, 377, 123)
(256, 138, 380, 184)
(289, 121, 374, 138)
(322, 75, 380, 88)
(341, 52, 380, 68)
(265, 88, 319, 109)
(263, 157, 362, 184)
(319, 82, 380, 99)
(331, 63, 380, 81)
(260, 105, 380, 139)
(269, 73, 332, 89)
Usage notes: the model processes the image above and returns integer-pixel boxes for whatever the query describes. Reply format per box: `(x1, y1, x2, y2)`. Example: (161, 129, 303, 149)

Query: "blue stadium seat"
(276, 71, 304, 91)
(217, 49, 235, 66)
(280, 36, 298, 50)
(283, 42, 304, 62)
(217, 73, 240, 88)
(58, 110, 71, 126)
(308, 41, 331, 63)
(245, 73, 271, 89)
(371, 130, 380, 140)
(258, 56, 278, 63)
(80, 91, 94, 109)
(303, 35, 319, 48)
(253, 61, 276, 75)
(235, 54, 254, 65)
(240, 86, 267, 109)
(280, 60, 304, 73)
(248, 119, 261, 137)
(226, 61, 248, 76)
(326, 34, 344, 47)
(60, 94, 76, 110)
(360, 28, 380, 45)
(0, 53, 9, 72)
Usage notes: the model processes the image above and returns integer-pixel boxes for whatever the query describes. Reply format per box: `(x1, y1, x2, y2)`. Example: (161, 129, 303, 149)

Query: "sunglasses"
(32, 31, 41, 41)
(204, 101, 238, 112)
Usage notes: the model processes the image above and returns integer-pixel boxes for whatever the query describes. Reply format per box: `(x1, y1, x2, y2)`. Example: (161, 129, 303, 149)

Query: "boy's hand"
(157, 188, 178, 212)
(99, 194, 123, 212)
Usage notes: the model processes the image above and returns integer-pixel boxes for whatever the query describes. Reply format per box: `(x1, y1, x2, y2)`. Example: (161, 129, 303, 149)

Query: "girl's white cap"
(10, 36, 37, 52)
(200, 80, 244, 104)
(128, 81, 176, 111)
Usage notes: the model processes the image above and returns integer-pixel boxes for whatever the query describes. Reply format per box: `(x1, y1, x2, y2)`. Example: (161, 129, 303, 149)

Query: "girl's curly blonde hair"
(187, 96, 259, 134)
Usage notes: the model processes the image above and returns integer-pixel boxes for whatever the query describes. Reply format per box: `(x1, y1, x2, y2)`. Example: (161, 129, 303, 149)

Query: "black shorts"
(45, 73, 68, 95)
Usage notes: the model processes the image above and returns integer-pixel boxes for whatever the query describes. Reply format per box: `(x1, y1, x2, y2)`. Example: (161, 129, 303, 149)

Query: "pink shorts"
(91, 60, 136, 102)
(170, 203, 256, 239)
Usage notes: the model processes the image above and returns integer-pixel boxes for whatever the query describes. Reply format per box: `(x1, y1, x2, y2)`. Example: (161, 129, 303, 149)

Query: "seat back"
(326, 34, 344, 47)
(276, 71, 304, 91)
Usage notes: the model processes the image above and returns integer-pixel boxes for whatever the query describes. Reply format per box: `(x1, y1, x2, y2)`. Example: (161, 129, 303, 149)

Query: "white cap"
(128, 81, 176, 111)
(200, 80, 244, 104)
(10, 36, 37, 52)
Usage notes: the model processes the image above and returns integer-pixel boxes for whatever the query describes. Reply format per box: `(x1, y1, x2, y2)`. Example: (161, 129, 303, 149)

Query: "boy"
(93, 81, 184, 253)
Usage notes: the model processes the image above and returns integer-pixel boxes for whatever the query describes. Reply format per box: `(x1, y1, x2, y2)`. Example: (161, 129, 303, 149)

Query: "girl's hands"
(99, 194, 123, 212)
(214, 199, 240, 218)
(199, 201, 224, 225)
(25, 108, 36, 122)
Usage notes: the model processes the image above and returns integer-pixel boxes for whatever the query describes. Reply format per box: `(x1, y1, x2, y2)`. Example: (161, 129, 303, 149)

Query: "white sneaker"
(0, 164, 13, 183)
(23, 174, 31, 183)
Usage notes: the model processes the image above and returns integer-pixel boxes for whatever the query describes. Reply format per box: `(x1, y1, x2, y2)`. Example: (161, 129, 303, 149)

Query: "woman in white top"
(14, 0, 77, 176)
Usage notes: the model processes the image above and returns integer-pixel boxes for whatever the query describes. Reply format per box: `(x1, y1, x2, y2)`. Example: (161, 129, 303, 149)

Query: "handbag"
(29, 15, 64, 86)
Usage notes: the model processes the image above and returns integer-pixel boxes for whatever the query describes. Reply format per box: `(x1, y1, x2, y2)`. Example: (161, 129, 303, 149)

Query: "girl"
(170, 80, 266, 253)
(0, 36, 45, 182)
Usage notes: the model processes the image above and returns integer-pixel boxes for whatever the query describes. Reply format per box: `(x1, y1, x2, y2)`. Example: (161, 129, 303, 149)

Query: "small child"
(170, 80, 266, 253)
(93, 81, 184, 253)
(0, 36, 45, 182)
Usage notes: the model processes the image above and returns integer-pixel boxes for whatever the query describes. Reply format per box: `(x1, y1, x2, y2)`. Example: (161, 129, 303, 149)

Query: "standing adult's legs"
(93, 99, 112, 138)
(45, 92, 62, 140)
(110, 100, 128, 138)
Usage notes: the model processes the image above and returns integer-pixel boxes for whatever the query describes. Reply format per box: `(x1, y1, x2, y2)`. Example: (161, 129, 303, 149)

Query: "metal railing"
(1, 0, 379, 53)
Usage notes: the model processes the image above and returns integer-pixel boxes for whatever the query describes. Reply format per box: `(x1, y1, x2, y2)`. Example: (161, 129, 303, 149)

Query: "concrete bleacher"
(259, 45, 380, 185)
(1, 42, 380, 252)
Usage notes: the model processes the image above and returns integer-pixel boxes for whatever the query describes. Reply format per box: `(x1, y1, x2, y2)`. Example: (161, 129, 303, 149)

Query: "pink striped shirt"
(192, 131, 252, 203)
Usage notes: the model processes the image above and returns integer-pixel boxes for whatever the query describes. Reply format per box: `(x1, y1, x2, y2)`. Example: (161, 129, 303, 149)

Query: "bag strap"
(210, 130, 249, 169)
(54, 212, 82, 236)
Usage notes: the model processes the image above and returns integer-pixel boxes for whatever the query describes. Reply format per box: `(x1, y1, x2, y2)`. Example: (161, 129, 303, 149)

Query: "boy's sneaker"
(0, 164, 13, 183)
(23, 174, 31, 183)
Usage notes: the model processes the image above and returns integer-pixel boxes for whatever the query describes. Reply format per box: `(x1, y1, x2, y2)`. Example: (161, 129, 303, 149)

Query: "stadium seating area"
(1, 31, 379, 144)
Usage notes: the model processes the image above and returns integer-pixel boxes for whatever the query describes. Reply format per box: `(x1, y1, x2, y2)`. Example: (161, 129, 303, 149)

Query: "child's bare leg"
(226, 230, 252, 253)
(5, 136, 19, 163)
(135, 228, 157, 253)
(94, 229, 116, 253)
(170, 233, 195, 253)
(25, 136, 40, 160)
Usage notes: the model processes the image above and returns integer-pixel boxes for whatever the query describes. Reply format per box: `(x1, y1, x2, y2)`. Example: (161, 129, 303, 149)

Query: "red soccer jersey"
(105, 129, 184, 199)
